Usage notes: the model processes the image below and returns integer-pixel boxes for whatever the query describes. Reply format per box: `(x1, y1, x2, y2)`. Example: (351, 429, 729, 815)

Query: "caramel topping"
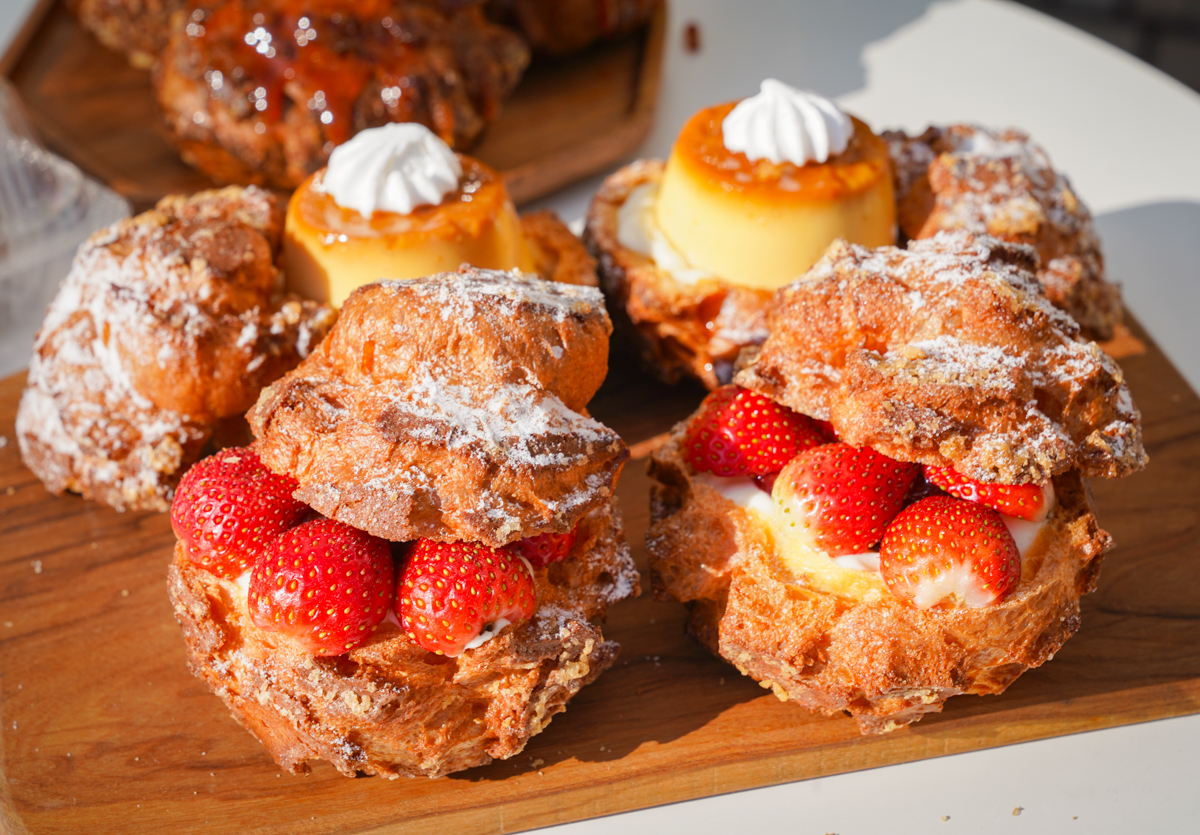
(292, 156, 506, 240)
(673, 103, 890, 202)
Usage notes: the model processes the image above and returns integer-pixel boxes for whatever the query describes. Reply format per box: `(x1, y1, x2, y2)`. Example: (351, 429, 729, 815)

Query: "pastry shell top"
(584, 159, 771, 389)
(884, 124, 1122, 340)
(249, 267, 628, 545)
(735, 233, 1146, 484)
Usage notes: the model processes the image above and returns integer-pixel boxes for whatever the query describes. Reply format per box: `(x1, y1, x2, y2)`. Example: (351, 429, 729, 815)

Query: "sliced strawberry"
(397, 539, 536, 656)
(685, 385, 828, 477)
(924, 465, 1048, 522)
(171, 446, 308, 579)
(508, 527, 577, 568)
(879, 495, 1022, 608)
(772, 443, 919, 555)
(248, 518, 395, 655)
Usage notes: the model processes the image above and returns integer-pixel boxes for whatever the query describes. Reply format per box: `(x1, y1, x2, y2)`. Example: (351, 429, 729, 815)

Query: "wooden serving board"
(1, 317, 1199, 835)
(4, 0, 665, 211)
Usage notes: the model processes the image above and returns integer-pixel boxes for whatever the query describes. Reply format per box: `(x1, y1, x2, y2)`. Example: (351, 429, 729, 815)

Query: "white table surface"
(4, 2, 1199, 833)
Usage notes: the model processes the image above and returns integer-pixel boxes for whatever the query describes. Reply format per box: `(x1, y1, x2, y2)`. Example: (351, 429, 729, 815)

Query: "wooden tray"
(1, 317, 1199, 834)
(3, 0, 665, 210)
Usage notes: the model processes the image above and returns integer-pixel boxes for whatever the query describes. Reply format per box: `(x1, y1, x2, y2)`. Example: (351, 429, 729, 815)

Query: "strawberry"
(248, 518, 394, 655)
(685, 386, 828, 477)
(879, 495, 1021, 609)
(171, 447, 308, 579)
(924, 465, 1048, 522)
(772, 443, 919, 555)
(507, 527, 577, 568)
(397, 539, 536, 656)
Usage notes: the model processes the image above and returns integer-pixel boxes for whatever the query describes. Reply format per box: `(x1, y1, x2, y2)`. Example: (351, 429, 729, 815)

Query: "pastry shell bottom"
(646, 425, 1112, 733)
(168, 497, 638, 778)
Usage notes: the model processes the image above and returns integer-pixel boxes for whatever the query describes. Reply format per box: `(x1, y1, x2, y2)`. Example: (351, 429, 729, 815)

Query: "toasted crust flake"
(169, 497, 639, 777)
(584, 160, 771, 389)
(16, 186, 335, 511)
(249, 269, 628, 546)
(647, 424, 1111, 733)
(884, 124, 1123, 340)
(734, 234, 1146, 484)
(522, 209, 600, 288)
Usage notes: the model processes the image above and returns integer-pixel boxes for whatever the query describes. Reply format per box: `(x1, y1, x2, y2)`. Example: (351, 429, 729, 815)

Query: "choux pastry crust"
(16, 186, 335, 511)
(647, 425, 1112, 734)
(249, 268, 628, 546)
(735, 233, 1146, 485)
(169, 495, 638, 777)
(885, 124, 1123, 341)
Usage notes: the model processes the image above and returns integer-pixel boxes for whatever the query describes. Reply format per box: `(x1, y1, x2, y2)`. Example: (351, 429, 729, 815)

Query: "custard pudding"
(285, 123, 535, 306)
(584, 81, 896, 389)
(654, 83, 895, 289)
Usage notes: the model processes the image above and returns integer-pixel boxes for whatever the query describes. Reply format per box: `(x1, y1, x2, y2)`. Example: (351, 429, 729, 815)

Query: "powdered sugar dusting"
(16, 187, 334, 511)
(743, 231, 1146, 483)
(378, 268, 603, 325)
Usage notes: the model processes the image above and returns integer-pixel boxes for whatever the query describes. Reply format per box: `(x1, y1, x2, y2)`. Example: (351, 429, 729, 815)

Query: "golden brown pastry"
(169, 495, 634, 777)
(250, 267, 626, 545)
(647, 232, 1145, 733)
(15, 186, 335, 512)
(169, 267, 637, 777)
(737, 233, 1145, 483)
(885, 124, 1123, 340)
(154, 0, 529, 189)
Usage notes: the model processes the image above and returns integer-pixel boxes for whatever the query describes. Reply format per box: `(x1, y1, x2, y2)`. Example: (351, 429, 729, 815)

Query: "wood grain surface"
(1, 318, 1198, 835)
(5, 0, 665, 211)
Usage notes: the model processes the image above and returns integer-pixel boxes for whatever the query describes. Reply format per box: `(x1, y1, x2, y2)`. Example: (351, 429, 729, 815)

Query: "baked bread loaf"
(170, 268, 637, 777)
(155, 0, 529, 189)
(647, 232, 1145, 733)
(885, 124, 1124, 340)
(16, 186, 335, 512)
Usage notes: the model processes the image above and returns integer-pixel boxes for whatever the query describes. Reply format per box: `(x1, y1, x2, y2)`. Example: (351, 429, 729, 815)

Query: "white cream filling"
(316, 122, 462, 217)
(463, 618, 513, 650)
(701, 472, 1053, 586)
(617, 181, 716, 286)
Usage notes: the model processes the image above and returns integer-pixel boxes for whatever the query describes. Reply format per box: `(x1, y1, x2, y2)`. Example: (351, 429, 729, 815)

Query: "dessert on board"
(586, 80, 896, 388)
(154, 0, 530, 189)
(885, 124, 1123, 341)
(168, 269, 638, 777)
(284, 123, 596, 306)
(646, 232, 1146, 733)
(587, 80, 1128, 389)
(15, 186, 335, 512)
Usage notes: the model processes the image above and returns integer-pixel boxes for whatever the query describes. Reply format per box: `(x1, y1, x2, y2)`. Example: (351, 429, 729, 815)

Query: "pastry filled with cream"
(285, 123, 592, 306)
(586, 80, 895, 387)
(646, 233, 1146, 734)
